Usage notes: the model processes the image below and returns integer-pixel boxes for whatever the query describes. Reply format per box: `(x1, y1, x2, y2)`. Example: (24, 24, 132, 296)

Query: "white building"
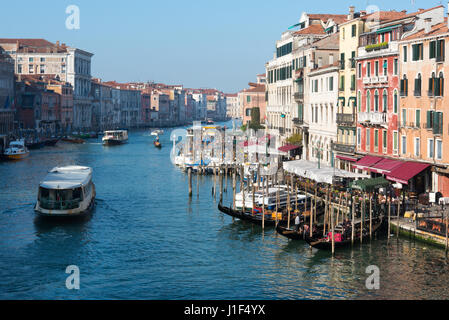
(307, 63, 339, 167)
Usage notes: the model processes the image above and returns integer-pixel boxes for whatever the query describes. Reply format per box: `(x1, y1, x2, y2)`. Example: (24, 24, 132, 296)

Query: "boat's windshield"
(39, 187, 83, 210)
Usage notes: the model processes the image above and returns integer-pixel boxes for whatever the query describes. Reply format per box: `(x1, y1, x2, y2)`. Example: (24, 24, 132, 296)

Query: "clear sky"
(0, 0, 444, 93)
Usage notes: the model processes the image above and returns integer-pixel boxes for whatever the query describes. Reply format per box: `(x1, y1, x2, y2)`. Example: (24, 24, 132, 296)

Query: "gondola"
(304, 216, 384, 250)
(275, 206, 326, 240)
(218, 202, 295, 227)
(44, 137, 60, 146)
(61, 136, 86, 144)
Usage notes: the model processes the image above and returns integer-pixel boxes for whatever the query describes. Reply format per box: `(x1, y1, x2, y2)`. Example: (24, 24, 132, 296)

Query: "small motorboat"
(2, 139, 30, 160)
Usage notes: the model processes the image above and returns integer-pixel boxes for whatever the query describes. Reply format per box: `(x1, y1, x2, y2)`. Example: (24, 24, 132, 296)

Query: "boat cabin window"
(39, 187, 83, 210)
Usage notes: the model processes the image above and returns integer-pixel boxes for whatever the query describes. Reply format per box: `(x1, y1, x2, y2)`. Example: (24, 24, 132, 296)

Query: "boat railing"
(39, 198, 81, 210)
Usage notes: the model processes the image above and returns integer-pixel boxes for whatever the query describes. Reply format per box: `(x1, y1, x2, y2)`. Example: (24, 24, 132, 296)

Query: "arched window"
(429, 72, 436, 96)
(382, 89, 388, 112)
(438, 72, 444, 97)
(374, 90, 379, 111)
(393, 90, 398, 114)
(366, 90, 371, 112)
(414, 73, 421, 96)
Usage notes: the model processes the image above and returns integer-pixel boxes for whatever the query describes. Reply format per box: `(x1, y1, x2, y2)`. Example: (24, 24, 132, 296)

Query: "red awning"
(241, 135, 271, 147)
(336, 155, 359, 162)
(278, 144, 301, 152)
(386, 162, 431, 185)
(369, 158, 404, 174)
(353, 155, 383, 171)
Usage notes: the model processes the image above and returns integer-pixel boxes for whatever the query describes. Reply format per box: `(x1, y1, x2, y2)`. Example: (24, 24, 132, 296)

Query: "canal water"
(1, 123, 448, 300)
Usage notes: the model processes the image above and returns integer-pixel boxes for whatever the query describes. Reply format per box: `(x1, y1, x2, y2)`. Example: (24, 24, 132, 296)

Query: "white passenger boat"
(102, 130, 128, 145)
(235, 185, 307, 210)
(1, 139, 30, 160)
(35, 166, 96, 217)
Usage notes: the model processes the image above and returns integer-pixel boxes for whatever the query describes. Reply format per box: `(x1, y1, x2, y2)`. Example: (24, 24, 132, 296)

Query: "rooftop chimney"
(56, 41, 60, 47)
(348, 6, 355, 20)
(424, 17, 432, 34)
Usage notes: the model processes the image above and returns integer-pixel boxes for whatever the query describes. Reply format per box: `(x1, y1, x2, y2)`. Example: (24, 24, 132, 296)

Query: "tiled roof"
(0, 38, 55, 47)
(294, 24, 326, 35)
(360, 10, 408, 23)
(308, 14, 347, 24)
(402, 19, 449, 41)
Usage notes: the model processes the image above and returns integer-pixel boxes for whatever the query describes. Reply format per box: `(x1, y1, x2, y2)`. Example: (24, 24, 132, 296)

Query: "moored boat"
(62, 136, 86, 144)
(26, 139, 45, 150)
(304, 216, 383, 250)
(102, 130, 128, 146)
(154, 140, 162, 148)
(151, 129, 164, 136)
(35, 166, 96, 217)
(2, 139, 30, 160)
(44, 137, 60, 146)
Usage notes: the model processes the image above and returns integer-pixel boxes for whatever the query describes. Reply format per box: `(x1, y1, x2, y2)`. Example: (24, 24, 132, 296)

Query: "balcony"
(293, 92, 304, 102)
(436, 55, 445, 63)
(358, 42, 398, 59)
(363, 77, 371, 84)
(336, 113, 355, 126)
(358, 112, 387, 127)
(333, 142, 356, 154)
(378, 75, 388, 83)
(371, 76, 379, 83)
(292, 117, 303, 125)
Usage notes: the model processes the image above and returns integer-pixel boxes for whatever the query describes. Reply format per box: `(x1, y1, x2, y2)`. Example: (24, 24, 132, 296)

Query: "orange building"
(240, 82, 266, 126)
(398, 17, 449, 195)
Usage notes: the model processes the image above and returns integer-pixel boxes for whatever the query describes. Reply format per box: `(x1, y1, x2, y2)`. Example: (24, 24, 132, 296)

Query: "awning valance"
(376, 24, 401, 34)
(336, 155, 359, 162)
(351, 177, 390, 191)
(278, 144, 301, 152)
(386, 162, 431, 185)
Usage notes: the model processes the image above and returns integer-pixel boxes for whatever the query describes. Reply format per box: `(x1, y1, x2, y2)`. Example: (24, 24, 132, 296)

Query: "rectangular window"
(403, 46, 407, 62)
(358, 63, 362, 78)
(357, 128, 361, 146)
(383, 130, 387, 151)
(29, 64, 34, 73)
(17, 64, 22, 73)
(340, 53, 345, 70)
(29, 57, 34, 62)
(402, 136, 407, 155)
(437, 139, 442, 160)
(374, 129, 379, 151)
(351, 75, 355, 91)
(393, 131, 398, 153)
(383, 60, 387, 75)
(394, 59, 398, 75)
(414, 137, 420, 157)
(402, 109, 407, 127)
(351, 51, 356, 68)
(352, 24, 356, 37)
(416, 109, 421, 128)
(412, 43, 423, 61)
(375, 61, 379, 76)
(430, 41, 436, 59)
(367, 62, 371, 77)
(366, 128, 370, 150)
(329, 76, 334, 91)
(428, 139, 434, 159)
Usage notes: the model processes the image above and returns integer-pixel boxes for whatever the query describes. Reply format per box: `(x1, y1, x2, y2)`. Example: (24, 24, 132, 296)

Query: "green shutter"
(416, 110, 420, 128)
(433, 111, 439, 134)
(430, 41, 436, 59)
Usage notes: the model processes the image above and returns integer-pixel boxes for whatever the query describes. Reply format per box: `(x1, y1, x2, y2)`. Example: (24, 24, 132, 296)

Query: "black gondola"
(275, 206, 326, 240)
(26, 140, 45, 149)
(304, 216, 383, 250)
(44, 137, 60, 146)
(218, 202, 296, 227)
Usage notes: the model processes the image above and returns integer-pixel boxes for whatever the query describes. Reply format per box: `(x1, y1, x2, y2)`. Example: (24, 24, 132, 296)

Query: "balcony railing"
(400, 122, 421, 129)
(378, 75, 388, 83)
(436, 55, 445, 63)
(292, 117, 304, 126)
(293, 92, 304, 101)
(358, 112, 387, 126)
(336, 113, 355, 125)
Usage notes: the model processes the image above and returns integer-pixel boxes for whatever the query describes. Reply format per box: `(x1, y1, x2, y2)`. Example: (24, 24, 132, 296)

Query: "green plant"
(286, 133, 302, 146)
(365, 41, 389, 52)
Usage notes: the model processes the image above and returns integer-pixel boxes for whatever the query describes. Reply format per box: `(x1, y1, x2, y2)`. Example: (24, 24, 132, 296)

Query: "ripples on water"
(0, 125, 448, 300)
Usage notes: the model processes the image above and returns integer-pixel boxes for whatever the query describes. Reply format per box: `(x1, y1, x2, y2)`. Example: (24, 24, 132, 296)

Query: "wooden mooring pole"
(188, 167, 192, 197)
(388, 196, 391, 240)
(351, 195, 355, 245)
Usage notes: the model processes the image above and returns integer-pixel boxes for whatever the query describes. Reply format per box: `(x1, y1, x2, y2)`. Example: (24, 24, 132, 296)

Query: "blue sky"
(0, 0, 444, 92)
